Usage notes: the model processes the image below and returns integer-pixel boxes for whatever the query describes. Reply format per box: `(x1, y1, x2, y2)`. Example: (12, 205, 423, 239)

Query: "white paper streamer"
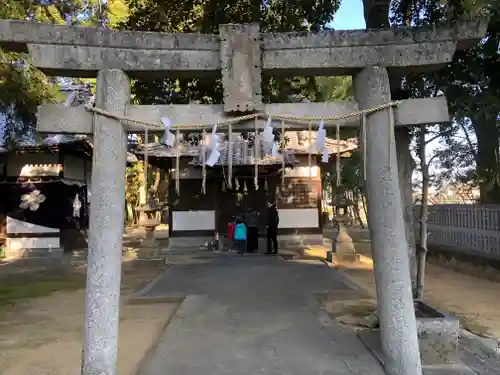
(201, 129, 207, 194)
(206, 149, 220, 167)
(271, 141, 281, 158)
(321, 148, 329, 163)
(204, 124, 220, 167)
(316, 120, 326, 152)
(262, 117, 274, 143)
(161, 117, 176, 147)
(209, 124, 219, 150)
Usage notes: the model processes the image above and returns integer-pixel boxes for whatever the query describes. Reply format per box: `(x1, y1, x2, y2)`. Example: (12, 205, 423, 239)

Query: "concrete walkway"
(137, 253, 385, 375)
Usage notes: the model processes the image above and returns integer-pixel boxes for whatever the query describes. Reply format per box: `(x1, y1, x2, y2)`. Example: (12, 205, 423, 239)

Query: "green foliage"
(120, 0, 341, 106)
(0, 0, 130, 144)
(390, 0, 500, 203)
(0, 49, 62, 144)
(316, 76, 354, 101)
(126, 162, 143, 207)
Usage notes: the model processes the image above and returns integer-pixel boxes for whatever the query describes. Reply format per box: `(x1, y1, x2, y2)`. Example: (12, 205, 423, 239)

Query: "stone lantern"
(134, 188, 163, 258)
(327, 189, 359, 263)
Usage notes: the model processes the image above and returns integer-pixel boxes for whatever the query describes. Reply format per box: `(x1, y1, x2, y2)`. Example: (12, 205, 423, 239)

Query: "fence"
(414, 204, 500, 259)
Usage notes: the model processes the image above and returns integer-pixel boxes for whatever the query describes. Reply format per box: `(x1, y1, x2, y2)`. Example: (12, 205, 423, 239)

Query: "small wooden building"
(134, 131, 357, 249)
(0, 135, 92, 258)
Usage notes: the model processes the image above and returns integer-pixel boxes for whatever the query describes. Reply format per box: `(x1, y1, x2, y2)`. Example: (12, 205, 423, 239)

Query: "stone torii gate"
(0, 18, 487, 375)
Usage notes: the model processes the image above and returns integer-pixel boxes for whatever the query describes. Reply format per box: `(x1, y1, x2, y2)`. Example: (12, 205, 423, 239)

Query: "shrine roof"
(0, 134, 138, 164)
(0, 135, 92, 157)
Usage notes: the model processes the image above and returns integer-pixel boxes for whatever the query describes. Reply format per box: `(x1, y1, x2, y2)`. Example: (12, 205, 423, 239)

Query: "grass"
(0, 269, 86, 307)
(0, 258, 166, 309)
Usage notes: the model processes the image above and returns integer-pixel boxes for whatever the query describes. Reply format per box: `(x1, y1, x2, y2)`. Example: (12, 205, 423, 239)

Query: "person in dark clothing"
(265, 201, 279, 254)
(245, 208, 260, 253)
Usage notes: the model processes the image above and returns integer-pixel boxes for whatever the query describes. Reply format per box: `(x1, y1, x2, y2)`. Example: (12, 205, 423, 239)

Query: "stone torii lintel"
(37, 97, 450, 135)
(0, 18, 487, 79)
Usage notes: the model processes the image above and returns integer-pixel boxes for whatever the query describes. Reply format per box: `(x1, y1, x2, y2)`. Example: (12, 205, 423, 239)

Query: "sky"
(330, 0, 366, 30)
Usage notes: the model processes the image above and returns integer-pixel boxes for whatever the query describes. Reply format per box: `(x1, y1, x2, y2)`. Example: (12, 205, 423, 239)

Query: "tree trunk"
(473, 114, 500, 204)
(415, 125, 430, 300)
(359, 187, 368, 220)
(395, 127, 417, 294)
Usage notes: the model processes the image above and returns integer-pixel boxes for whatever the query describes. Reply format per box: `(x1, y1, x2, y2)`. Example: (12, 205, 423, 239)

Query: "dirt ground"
(0, 261, 177, 375)
(308, 240, 500, 339)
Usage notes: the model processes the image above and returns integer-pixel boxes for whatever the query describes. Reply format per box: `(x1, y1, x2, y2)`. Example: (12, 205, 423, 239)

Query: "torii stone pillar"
(354, 66, 422, 375)
(82, 69, 129, 375)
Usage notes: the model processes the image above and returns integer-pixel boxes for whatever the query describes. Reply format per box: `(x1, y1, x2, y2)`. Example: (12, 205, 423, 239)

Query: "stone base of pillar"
(332, 252, 361, 263)
(327, 222, 360, 263)
(358, 301, 460, 367)
(136, 247, 161, 260)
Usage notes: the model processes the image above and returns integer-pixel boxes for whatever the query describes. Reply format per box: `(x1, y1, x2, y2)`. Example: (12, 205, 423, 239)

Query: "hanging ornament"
(227, 123, 233, 189)
(175, 129, 181, 195)
(209, 124, 219, 150)
(280, 120, 286, 186)
(321, 147, 329, 163)
(205, 124, 220, 167)
(161, 117, 176, 147)
(315, 120, 326, 152)
(243, 180, 248, 193)
(201, 129, 207, 195)
(262, 117, 274, 144)
(73, 193, 82, 218)
(308, 121, 313, 181)
(254, 118, 259, 191)
(336, 123, 341, 188)
(235, 178, 240, 190)
(271, 141, 281, 158)
(206, 149, 220, 167)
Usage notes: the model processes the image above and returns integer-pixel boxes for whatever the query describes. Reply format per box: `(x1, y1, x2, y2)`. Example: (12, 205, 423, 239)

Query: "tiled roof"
(190, 137, 298, 166)
(0, 133, 138, 164)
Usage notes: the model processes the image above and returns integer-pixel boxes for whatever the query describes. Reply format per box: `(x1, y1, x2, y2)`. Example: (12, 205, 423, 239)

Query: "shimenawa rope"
(84, 101, 401, 131)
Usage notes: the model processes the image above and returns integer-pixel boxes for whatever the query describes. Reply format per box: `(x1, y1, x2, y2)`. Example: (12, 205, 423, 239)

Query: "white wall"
(172, 210, 215, 231)
(6, 217, 60, 255)
(278, 208, 319, 228)
(284, 166, 320, 178)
